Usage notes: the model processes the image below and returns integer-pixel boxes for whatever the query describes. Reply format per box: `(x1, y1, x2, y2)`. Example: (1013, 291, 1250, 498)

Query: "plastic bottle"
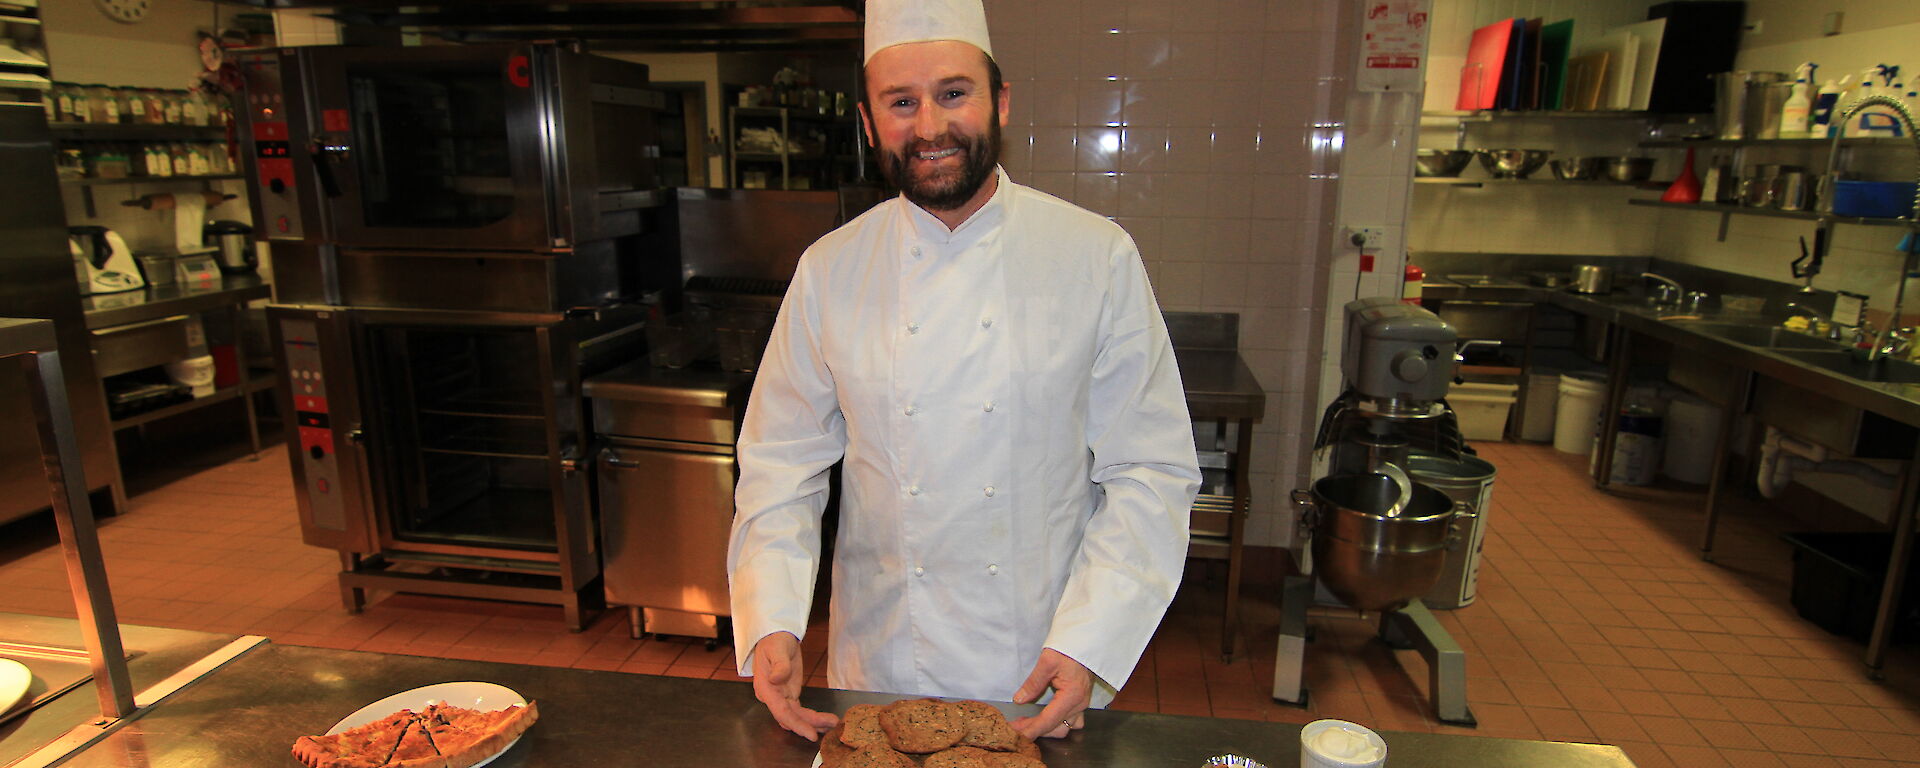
(1812, 78, 1843, 137)
(1779, 63, 1814, 139)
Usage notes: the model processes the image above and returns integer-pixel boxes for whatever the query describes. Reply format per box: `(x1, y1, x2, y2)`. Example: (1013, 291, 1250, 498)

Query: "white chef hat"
(863, 0, 994, 65)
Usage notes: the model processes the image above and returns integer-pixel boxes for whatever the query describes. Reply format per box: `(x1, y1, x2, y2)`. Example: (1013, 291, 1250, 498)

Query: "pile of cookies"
(819, 699, 1047, 768)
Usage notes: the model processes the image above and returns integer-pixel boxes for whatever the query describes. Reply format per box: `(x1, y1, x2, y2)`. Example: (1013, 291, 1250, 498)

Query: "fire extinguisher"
(1402, 264, 1425, 305)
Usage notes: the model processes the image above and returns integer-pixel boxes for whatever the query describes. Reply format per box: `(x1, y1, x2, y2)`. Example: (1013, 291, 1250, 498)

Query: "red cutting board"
(1457, 19, 1515, 110)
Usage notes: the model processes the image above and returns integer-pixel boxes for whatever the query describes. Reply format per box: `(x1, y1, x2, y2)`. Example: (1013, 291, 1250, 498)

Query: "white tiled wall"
(985, 0, 1367, 546)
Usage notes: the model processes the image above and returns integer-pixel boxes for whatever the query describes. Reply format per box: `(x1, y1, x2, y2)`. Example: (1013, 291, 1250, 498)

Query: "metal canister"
(1406, 454, 1495, 609)
(1776, 169, 1811, 211)
(1571, 264, 1613, 294)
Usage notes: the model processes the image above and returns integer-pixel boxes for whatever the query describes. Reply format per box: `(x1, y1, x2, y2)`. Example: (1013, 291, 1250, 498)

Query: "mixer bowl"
(1415, 149, 1474, 178)
(1603, 157, 1657, 183)
(1301, 472, 1466, 611)
(1477, 149, 1550, 179)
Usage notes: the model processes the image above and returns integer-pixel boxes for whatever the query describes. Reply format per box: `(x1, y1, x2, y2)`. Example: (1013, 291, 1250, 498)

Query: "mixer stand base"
(1270, 575, 1476, 727)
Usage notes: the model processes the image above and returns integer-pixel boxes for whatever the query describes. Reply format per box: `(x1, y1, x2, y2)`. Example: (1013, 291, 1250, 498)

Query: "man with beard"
(727, 0, 1199, 745)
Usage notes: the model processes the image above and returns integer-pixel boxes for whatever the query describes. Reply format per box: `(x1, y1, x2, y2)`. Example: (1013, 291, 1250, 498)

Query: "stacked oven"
(237, 44, 674, 629)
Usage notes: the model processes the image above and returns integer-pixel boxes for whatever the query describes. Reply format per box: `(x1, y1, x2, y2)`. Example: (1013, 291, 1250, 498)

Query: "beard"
(876, 114, 1002, 212)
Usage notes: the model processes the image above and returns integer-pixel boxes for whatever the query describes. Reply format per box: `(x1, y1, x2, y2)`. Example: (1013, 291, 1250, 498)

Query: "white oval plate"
(0, 659, 30, 715)
(327, 681, 529, 768)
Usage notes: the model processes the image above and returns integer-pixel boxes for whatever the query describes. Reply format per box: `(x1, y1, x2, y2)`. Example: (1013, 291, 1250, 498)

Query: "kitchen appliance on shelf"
(1274, 297, 1481, 727)
(244, 42, 677, 631)
(203, 220, 257, 274)
(67, 225, 145, 296)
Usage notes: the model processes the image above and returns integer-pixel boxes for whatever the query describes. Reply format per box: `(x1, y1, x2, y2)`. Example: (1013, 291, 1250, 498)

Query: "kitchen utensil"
(1831, 181, 1920, 219)
(202, 220, 257, 274)
(1746, 80, 1795, 139)
(1302, 472, 1468, 612)
(67, 225, 145, 295)
(1662, 147, 1702, 203)
(1602, 157, 1656, 183)
(1702, 157, 1737, 203)
(1711, 71, 1787, 140)
(1549, 157, 1601, 180)
(1775, 170, 1811, 211)
(1414, 149, 1474, 178)
(1741, 164, 1781, 207)
(1477, 149, 1550, 179)
(1572, 264, 1613, 294)
(137, 253, 176, 286)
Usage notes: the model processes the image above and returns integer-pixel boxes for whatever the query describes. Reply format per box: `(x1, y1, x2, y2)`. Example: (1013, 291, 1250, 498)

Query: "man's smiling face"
(861, 40, 1008, 213)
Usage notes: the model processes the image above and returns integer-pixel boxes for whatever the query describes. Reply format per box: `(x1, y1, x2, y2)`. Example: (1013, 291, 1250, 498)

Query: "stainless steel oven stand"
(1271, 574, 1477, 727)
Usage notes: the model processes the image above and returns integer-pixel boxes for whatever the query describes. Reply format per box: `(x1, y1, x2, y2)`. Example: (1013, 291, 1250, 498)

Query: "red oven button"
(317, 478, 330, 494)
(276, 216, 290, 233)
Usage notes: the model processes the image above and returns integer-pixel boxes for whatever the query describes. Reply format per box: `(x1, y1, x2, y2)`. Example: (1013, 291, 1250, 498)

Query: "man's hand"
(1008, 648, 1094, 740)
(750, 632, 838, 741)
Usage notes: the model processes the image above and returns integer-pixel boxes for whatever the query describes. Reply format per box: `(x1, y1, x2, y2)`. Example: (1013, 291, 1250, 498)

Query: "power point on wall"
(1822, 12, 1844, 36)
(1745, 18, 1764, 35)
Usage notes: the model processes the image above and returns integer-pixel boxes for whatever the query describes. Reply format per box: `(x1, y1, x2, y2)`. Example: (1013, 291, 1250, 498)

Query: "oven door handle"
(309, 141, 344, 198)
(600, 446, 643, 469)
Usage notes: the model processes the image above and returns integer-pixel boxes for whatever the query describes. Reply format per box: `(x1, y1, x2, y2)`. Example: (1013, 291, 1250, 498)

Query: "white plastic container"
(1448, 380, 1518, 442)
(165, 354, 216, 398)
(1663, 394, 1724, 484)
(1554, 373, 1607, 454)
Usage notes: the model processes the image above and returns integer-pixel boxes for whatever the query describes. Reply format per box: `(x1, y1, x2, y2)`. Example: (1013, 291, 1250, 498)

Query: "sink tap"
(1641, 272, 1684, 308)
(1826, 94, 1920, 361)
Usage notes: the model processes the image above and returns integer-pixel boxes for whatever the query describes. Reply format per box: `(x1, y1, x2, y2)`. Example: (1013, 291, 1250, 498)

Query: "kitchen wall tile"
(1216, 0, 1265, 33)
(1122, 80, 1176, 127)
(1079, 1, 1127, 35)
(1115, 216, 1162, 261)
(1209, 127, 1259, 174)
(1025, 171, 1076, 201)
(1158, 174, 1211, 218)
(1119, 127, 1169, 172)
(1079, 31, 1128, 81)
(1214, 33, 1264, 83)
(1031, 34, 1080, 77)
(1265, 0, 1329, 34)
(1073, 172, 1121, 217)
(1159, 217, 1209, 260)
(1254, 129, 1314, 176)
(992, 34, 1038, 79)
(1124, 33, 1173, 80)
(1078, 80, 1127, 125)
(1166, 82, 1217, 127)
(1169, 34, 1219, 81)
(1205, 174, 1256, 222)
(1124, 0, 1178, 33)
(1075, 127, 1123, 171)
(1030, 126, 1078, 171)
(1027, 79, 1079, 126)
(1204, 217, 1252, 264)
(1152, 260, 1207, 308)
(1252, 173, 1315, 220)
(999, 127, 1035, 175)
(1164, 126, 1214, 174)
(1202, 265, 1251, 306)
(1116, 172, 1160, 218)
(1206, 86, 1261, 129)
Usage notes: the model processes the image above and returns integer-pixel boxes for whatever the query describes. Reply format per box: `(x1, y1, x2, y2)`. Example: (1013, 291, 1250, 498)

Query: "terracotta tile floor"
(5, 438, 1920, 767)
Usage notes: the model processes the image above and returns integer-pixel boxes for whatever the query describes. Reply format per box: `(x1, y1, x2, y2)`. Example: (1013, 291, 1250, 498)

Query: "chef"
(727, 0, 1201, 744)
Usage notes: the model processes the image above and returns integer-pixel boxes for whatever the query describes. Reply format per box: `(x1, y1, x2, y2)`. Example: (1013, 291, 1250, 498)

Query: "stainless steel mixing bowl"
(1298, 472, 1468, 611)
(1604, 157, 1657, 183)
(1549, 157, 1603, 181)
(1476, 149, 1551, 179)
(1415, 149, 1474, 178)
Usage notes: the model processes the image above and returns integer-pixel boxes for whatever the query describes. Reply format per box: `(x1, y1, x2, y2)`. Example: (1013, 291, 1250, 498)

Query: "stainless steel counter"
(80, 275, 271, 331)
(50, 641, 1635, 767)
(0, 615, 240, 767)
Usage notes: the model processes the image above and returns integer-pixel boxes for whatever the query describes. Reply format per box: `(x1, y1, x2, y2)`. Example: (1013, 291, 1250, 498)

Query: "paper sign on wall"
(1360, 0, 1431, 93)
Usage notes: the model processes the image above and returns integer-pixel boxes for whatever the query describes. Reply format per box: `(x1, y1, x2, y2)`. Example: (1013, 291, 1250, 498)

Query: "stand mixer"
(1274, 297, 1480, 726)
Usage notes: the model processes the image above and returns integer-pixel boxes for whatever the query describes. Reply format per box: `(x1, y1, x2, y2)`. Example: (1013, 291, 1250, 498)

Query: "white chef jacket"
(728, 167, 1200, 705)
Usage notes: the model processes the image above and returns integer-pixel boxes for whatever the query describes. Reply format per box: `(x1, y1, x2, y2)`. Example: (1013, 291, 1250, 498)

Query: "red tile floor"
(4, 439, 1920, 767)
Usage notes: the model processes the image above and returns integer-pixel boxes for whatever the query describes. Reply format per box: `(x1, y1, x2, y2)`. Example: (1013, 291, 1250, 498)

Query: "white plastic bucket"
(1663, 394, 1724, 484)
(165, 355, 216, 398)
(1554, 373, 1607, 454)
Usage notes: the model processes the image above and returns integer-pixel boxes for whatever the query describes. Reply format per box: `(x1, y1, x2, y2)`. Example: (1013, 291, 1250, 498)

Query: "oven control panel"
(281, 318, 345, 532)
(239, 53, 305, 240)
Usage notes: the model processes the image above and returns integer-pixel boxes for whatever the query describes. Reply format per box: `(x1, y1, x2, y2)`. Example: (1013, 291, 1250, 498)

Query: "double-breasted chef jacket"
(729, 166, 1202, 705)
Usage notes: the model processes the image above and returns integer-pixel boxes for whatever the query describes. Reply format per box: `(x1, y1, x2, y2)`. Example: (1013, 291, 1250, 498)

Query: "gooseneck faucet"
(1640, 272, 1683, 307)
(1825, 94, 1920, 361)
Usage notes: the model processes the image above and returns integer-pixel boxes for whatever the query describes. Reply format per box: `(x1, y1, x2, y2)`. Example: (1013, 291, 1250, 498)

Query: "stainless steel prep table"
(0, 615, 242, 767)
(1426, 278, 1920, 679)
(48, 641, 1636, 768)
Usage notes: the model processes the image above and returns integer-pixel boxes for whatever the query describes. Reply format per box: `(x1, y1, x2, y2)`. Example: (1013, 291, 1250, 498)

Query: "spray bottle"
(1779, 62, 1815, 138)
(1813, 76, 1845, 137)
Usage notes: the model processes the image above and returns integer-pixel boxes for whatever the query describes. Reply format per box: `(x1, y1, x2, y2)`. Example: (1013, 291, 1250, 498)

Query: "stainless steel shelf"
(1639, 136, 1911, 149)
(1417, 177, 1668, 189)
(1422, 110, 1698, 121)
(49, 122, 229, 141)
(1628, 198, 1918, 227)
(110, 373, 275, 431)
(62, 174, 243, 187)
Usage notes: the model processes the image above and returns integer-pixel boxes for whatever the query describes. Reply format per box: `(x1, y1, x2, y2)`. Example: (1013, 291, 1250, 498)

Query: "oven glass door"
(366, 323, 561, 554)
(305, 45, 554, 251)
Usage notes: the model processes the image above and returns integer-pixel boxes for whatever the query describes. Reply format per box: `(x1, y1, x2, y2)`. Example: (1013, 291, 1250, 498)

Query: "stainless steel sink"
(1661, 319, 1842, 350)
(1770, 348, 1920, 384)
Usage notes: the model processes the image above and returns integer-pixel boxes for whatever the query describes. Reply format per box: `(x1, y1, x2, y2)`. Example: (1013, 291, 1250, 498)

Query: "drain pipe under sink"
(1755, 425, 1897, 498)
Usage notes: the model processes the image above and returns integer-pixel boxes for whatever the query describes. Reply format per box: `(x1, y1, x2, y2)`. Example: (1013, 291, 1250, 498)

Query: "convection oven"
(243, 43, 675, 630)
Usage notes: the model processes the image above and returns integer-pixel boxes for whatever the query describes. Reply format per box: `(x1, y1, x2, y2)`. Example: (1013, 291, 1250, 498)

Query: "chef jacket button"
(983, 401, 995, 413)
(983, 486, 995, 498)
(904, 405, 919, 416)
(915, 566, 926, 577)
(908, 485, 922, 496)
(907, 322, 920, 335)
(981, 317, 993, 329)
(911, 246, 923, 258)
(988, 564, 999, 575)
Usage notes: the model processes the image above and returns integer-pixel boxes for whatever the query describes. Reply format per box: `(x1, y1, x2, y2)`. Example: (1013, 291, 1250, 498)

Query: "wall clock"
(96, 0, 152, 24)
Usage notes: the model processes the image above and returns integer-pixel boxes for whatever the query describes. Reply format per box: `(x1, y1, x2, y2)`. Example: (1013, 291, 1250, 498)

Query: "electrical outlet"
(1345, 226, 1385, 249)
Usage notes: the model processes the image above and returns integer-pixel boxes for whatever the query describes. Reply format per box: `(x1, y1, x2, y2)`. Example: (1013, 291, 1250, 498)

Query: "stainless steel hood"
(224, 0, 863, 53)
